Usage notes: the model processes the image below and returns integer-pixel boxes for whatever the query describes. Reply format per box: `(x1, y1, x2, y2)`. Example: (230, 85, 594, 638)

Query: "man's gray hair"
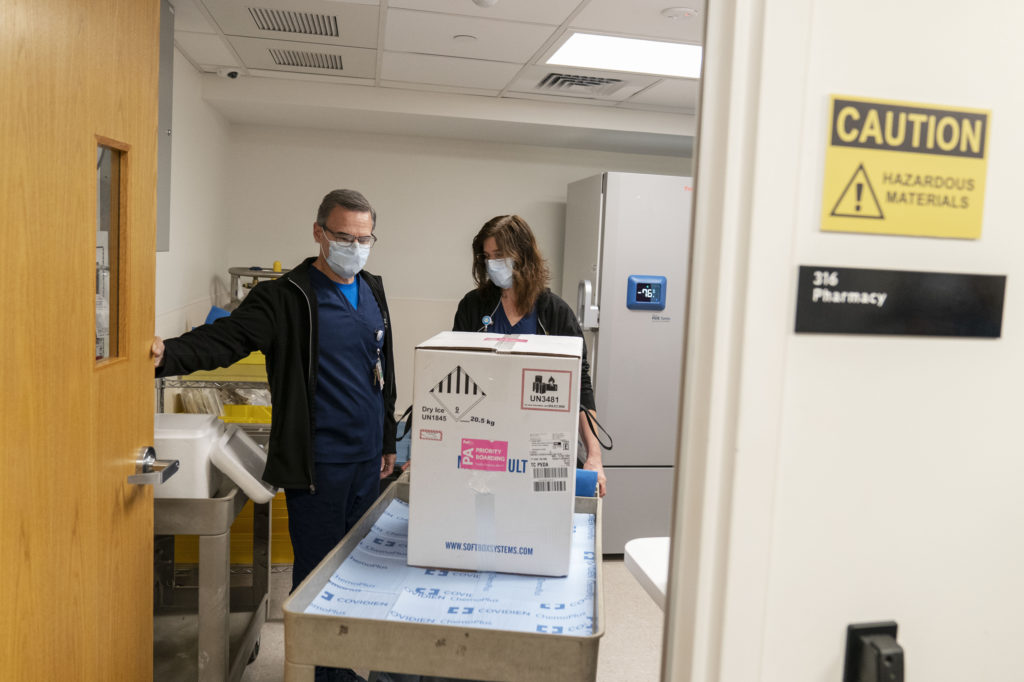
(316, 189, 376, 228)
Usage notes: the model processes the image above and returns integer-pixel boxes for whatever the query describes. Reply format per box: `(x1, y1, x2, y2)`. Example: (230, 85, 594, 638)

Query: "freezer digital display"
(635, 281, 661, 302)
(626, 275, 667, 310)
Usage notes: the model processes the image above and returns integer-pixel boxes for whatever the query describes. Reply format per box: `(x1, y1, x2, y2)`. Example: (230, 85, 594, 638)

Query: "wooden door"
(0, 1, 160, 680)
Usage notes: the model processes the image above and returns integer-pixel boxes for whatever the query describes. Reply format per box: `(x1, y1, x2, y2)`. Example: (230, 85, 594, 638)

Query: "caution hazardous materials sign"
(821, 95, 990, 239)
(830, 163, 884, 219)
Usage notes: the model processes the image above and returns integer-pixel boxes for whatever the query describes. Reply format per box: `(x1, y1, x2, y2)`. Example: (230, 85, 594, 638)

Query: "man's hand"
(150, 337, 165, 367)
(380, 453, 396, 479)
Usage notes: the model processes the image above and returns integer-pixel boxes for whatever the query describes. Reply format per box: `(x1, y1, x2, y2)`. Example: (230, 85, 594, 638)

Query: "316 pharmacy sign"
(821, 95, 991, 239)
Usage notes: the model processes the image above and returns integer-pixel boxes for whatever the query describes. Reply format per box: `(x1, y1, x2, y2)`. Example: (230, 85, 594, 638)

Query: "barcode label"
(532, 467, 569, 479)
(533, 480, 567, 493)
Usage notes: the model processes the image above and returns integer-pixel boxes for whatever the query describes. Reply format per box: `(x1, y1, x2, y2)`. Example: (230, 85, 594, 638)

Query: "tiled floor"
(239, 558, 664, 682)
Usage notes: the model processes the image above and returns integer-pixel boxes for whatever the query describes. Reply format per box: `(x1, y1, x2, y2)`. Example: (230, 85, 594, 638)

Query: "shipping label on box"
(407, 332, 582, 576)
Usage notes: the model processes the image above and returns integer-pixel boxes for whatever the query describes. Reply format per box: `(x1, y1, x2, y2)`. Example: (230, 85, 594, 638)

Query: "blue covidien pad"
(305, 500, 597, 635)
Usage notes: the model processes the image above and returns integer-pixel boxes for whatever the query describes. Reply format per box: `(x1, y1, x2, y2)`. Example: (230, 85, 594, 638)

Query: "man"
(152, 189, 396, 682)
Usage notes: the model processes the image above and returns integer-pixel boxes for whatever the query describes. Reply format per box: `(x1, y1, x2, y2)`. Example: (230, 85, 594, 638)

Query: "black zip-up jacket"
(452, 285, 596, 412)
(156, 257, 397, 489)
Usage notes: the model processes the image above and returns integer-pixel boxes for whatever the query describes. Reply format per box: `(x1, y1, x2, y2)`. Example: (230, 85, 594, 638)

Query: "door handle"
(127, 446, 179, 485)
(577, 279, 600, 330)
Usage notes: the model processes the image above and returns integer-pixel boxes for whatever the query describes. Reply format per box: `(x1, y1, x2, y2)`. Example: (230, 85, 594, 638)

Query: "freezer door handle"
(577, 279, 600, 330)
(127, 446, 179, 485)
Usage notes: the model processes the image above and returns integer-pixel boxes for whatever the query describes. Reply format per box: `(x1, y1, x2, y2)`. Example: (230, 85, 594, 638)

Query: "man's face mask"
(324, 239, 370, 280)
(486, 258, 515, 289)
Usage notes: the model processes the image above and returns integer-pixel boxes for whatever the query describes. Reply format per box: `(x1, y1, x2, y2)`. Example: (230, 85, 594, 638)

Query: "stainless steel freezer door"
(562, 173, 606, 314)
(600, 466, 674, 554)
(593, 172, 692, 469)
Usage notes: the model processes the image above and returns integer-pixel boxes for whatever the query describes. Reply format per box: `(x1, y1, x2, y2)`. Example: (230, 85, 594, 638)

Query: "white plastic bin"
(153, 414, 225, 499)
(211, 424, 276, 503)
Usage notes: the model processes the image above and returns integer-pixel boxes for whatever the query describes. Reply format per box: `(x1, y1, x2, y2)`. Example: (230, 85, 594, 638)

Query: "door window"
(96, 142, 124, 361)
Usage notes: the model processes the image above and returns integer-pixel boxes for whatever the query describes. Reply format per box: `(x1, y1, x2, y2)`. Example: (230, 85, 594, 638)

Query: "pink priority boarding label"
(459, 438, 508, 471)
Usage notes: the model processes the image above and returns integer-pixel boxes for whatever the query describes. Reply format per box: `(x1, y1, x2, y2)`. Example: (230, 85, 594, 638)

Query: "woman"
(453, 214, 607, 497)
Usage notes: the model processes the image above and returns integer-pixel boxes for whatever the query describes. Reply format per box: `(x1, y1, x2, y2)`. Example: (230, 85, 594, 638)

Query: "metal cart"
(228, 265, 289, 306)
(282, 477, 604, 682)
(153, 486, 271, 682)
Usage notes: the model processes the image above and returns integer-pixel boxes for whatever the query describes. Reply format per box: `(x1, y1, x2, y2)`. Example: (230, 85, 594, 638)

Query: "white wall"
(154, 48, 232, 338)
(222, 124, 689, 410)
(670, 1, 1024, 681)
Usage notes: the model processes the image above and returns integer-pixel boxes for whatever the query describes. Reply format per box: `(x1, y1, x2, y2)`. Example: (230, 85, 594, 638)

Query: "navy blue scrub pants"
(286, 459, 380, 682)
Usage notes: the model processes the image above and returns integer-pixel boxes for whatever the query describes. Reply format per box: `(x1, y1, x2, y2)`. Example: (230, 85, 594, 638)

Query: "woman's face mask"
(324, 240, 370, 280)
(486, 258, 515, 289)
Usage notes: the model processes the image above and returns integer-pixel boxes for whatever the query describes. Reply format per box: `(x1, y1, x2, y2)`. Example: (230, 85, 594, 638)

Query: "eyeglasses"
(319, 223, 378, 248)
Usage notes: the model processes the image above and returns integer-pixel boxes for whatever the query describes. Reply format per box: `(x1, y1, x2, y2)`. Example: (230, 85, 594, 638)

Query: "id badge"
(373, 357, 384, 391)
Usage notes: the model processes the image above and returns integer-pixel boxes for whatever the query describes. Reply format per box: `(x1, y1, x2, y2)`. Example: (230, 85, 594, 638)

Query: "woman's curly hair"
(471, 215, 550, 313)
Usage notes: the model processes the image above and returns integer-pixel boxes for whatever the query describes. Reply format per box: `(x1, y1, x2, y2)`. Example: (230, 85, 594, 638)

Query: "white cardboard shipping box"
(407, 332, 582, 576)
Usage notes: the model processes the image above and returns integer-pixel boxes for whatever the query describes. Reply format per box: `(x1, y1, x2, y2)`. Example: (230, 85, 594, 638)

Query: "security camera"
(216, 67, 241, 79)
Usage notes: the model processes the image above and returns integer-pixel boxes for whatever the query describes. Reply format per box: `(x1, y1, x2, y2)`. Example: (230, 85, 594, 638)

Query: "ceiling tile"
(381, 52, 520, 91)
(169, 0, 218, 33)
(385, 9, 556, 63)
(626, 78, 699, 110)
(502, 91, 616, 108)
(379, 80, 503, 98)
(200, 0, 380, 49)
(506, 64, 658, 102)
(388, 0, 579, 24)
(570, 0, 705, 43)
(229, 36, 378, 78)
(174, 31, 241, 66)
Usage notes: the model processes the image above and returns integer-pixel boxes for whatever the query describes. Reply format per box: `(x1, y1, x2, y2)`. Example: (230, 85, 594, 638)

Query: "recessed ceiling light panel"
(547, 33, 702, 79)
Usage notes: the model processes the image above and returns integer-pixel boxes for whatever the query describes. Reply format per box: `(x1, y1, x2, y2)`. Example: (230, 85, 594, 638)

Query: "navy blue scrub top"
(310, 267, 385, 464)
(490, 301, 538, 335)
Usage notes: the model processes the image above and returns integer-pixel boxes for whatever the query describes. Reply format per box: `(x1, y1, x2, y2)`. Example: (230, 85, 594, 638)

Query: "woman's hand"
(583, 457, 607, 497)
(579, 409, 606, 497)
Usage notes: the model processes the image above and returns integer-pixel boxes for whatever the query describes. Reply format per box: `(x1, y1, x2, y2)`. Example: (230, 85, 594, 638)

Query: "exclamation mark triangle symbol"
(830, 163, 884, 219)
